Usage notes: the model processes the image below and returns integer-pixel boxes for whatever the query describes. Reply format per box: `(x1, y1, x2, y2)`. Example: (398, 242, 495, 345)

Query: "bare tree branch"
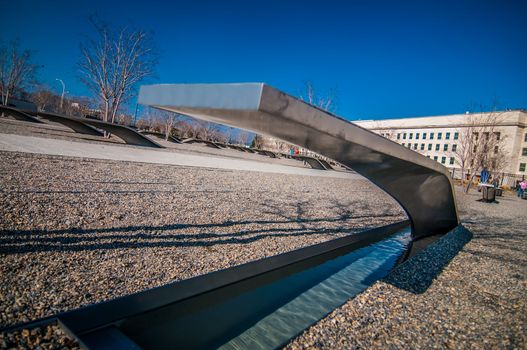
(0, 40, 40, 106)
(78, 16, 157, 127)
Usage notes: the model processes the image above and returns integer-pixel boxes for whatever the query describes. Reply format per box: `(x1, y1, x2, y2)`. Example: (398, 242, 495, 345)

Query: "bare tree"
(78, 17, 157, 125)
(452, 110, 507, 193)
(31, 86, 59, 111)
(300, 81, 337, 112)
(235, 130, 250, 146)
(0, 41, 40, 106)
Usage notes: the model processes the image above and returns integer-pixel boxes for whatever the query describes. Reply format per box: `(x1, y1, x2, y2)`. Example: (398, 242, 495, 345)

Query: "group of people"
(480, 168, 526, 199)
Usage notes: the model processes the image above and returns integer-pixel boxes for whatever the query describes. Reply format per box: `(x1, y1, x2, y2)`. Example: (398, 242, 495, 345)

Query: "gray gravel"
(0, 323, 80, 349)
(0, 151, 404, 335)
(286, 186, 527, 349)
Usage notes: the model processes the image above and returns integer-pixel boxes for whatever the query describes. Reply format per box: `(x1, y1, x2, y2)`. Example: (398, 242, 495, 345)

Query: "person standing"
(519, 179, 527, 198)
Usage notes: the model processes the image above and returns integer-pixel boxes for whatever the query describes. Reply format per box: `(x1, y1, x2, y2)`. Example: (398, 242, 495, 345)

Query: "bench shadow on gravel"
(384, 225, 473, 294)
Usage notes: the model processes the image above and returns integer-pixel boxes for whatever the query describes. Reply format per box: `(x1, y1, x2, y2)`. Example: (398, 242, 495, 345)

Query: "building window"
(434, 156, 438, 161)
(449, 157, 454, 165)
(423, 133, 427, 139)
(420, 143, 425, 150)
(407, 144, 411, 148)
(402, 143, 405, 147)
(438, 132, 442, 140)
(523, 148, 527, 156)
(435, 144, 440, 151)
(444, 144, 448, 151)
(416, 133, 420, 139)
(483, 132, 489, 141)
(494, 146, 498, 154)
(452, 144, 457, 152)
(524, 133, 527, 142)
(430, 132, 434, 140)
(403, 133, 407, 139)
(427, 155, 430, 158)
(441, 156, 446, 164)
(520, 163, 526, 172)
(428, 144, 432, 151)
(397, 133, 401, 139)
(494, 132, 501, 141)
(473, 132, 479, 141)
(409, 133, 413, 139)
(454, 132, 459, 140)
(413, 143, 418, 150)
(446, 132, 450, 140)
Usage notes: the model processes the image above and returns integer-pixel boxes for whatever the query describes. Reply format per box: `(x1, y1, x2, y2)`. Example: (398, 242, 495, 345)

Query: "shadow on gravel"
(384, 225, 473, 294)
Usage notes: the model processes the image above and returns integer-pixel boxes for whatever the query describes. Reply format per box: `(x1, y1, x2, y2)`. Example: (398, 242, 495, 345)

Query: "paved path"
(0, 133, 357, 179)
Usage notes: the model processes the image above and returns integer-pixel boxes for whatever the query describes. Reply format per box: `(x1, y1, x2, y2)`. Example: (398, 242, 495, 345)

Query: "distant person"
(492, 176, 500, 188)
(480, 167, 490, 183)
(519, 179, 527, 198)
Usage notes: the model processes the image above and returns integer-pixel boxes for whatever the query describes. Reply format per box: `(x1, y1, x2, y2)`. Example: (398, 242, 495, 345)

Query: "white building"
(354, 110, 527, 184)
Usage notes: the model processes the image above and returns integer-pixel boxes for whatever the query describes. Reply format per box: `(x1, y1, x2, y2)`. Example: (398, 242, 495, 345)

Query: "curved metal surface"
(34, 111, 104, 136)
(139, 83, 459, 240)
(139, 130, 182, 143)
(0, 105, 43, 123)
(292, 155, 327, 170)
(20, 109, 162, 148)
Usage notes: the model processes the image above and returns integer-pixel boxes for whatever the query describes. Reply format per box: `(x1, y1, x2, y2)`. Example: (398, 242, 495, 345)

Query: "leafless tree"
(452, 110, 507, 193)
(31, 86, 59, 111)
(78, 17, 157, 126)
(234, 130, 250, 145)
(251, 134, 264, 149)
(300, 81, 337, 112)
(0, 40, 40, 106)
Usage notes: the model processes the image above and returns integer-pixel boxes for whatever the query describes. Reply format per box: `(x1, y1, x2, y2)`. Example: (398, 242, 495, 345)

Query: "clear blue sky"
(4, 0, 527, 120)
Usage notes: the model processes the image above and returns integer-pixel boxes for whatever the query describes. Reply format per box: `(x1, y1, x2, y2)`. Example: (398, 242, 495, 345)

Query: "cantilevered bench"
(0, 105, 43, 123)
(292, 155, 328, 170)
(139, 130, 182, 143)
(181, 137, 223, 149)
(317, 158, 334, 170)
(27, 110, 104, 137)
(31, 110, 162, 148)
(252, 148, 278, 158)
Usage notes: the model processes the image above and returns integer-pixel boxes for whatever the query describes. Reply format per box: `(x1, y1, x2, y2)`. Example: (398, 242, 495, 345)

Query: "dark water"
(118, 227, 411, 349)
(220, 228, 411, 349)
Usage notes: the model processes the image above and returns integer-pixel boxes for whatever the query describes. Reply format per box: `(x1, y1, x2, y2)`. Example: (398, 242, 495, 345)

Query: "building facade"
(354, 110, 527, 181)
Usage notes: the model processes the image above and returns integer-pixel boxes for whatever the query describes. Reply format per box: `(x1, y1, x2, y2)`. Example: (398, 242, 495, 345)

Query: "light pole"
(55, 78, 65, 110)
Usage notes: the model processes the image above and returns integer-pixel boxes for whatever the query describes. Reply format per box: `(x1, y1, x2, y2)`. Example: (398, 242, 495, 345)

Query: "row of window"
(401, 143, 458, 152)
(522, 147, 527, 156)
(397, 131, 458, 141)
(520, 163, 526, 172)
(524, 133, 527, 142)
(425, 155, 455, 165)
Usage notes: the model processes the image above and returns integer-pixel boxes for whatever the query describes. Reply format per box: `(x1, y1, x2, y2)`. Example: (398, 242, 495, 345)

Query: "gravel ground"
(286, 186, 527, 349)
(0, 151, 404, 335)
(0, 323, 80, 350)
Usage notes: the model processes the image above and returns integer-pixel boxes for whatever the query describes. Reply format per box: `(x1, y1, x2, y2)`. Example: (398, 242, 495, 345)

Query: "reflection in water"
(221, 228, 411, 350)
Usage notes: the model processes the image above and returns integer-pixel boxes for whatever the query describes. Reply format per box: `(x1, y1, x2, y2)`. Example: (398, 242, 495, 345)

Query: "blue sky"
(4, 0, 527, 120)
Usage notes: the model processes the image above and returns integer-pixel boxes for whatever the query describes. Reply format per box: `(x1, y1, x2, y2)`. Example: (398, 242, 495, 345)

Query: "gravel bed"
(0, 323, 80, 349)
(0, 151, 404, 335)
(286, 186, 527, 349)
